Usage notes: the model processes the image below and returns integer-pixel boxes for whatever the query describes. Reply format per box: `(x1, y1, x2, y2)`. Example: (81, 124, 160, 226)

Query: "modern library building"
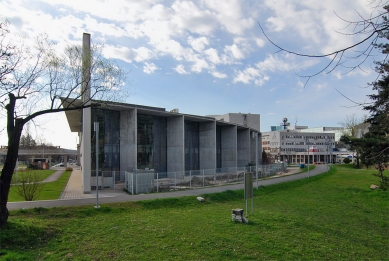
(63, 99, 262, 193)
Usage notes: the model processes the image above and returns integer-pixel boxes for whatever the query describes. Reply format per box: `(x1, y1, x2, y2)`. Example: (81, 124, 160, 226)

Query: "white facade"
(262, 130, 335, 164)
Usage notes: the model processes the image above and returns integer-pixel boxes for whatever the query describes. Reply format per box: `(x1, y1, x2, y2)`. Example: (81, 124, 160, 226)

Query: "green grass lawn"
(1, 165, 388, 260)
(8, 170, 72, 202)
(12, 169, 55, 183)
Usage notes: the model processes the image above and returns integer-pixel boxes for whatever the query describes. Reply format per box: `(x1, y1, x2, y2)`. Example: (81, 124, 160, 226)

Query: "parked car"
(52, 162, 64, 167)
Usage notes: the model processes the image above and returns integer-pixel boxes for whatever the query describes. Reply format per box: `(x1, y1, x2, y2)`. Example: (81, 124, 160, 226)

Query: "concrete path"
(43, 170, 65, 183)
(59, 168, 126, 200)
(7, 165, 330, 210)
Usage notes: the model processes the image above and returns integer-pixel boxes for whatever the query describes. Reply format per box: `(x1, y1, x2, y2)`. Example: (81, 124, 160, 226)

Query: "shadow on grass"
(0, 217, 58, 261)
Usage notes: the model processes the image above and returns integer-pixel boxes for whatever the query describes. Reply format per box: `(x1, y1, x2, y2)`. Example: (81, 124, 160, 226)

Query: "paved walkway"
(59, 168, 127, 199)
(7, 165, 329, 210)
(43, 170, 65, 183)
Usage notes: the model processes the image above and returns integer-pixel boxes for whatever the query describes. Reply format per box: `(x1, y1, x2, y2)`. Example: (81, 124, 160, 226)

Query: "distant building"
(263, 118, 338, 164)
(262, 129, 335, 164)
(299, 127, 344, 145)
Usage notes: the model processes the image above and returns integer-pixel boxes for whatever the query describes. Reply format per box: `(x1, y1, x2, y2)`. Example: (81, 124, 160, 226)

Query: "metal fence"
(90, 170, 126, 190)
(123, 163, 285, 195)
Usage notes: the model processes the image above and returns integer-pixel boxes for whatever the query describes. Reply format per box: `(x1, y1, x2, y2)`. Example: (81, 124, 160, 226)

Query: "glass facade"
(185, 121, 200, 171)
(137, 114, 167, 172)
(91, 109, 120, 172)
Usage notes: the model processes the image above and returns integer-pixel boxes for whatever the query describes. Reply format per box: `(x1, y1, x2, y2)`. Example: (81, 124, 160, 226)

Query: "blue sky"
(0, 0, 382, 149)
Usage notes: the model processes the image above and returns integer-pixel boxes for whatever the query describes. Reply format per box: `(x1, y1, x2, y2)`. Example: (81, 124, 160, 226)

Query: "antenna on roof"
(280, 118, 290, 128)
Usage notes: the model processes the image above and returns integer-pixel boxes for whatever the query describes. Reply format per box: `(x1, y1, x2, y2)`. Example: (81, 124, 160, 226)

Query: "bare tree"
(338, 114, 368, 137)
(339, 114, 369, 168)
(0, 20, 127, 227)
(258, 2, 389, 87)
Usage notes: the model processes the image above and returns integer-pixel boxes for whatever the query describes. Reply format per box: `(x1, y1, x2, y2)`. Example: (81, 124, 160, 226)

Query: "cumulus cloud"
(255, 38, 265, 48)
(202, 0, 255, 34)
(190, 56, 209, 73)
(225, 44, 245, 60)
(204, 48, 221, 64)
(232, 54, 316, 86)
(1, 0, 374, 86)
(132, 47, 154, 62)
(171, 1, 218, 35)
(174, 64, 189, 74)
(143, 62, 159, 74)
(103, 45, 133, 63)
(188, 36, 209, 52)
(210, 71, 227, 78)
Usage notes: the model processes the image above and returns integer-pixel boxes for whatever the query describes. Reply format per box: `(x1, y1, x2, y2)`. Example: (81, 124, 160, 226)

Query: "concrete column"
(221, 125, 237, 168)
(250, 131, 256, 164)
(237, 129, 250, 167)
(81, 33, 91, 194)
(81, 107, 91, 193)
(120, 109, 137, 172)
(250, 131, 261, 165)
(63, 155, 68, 167)
(199, 121, 216, 170)
(167, 116, 184, 172)
(76, 143, 80, 166)
(258, 132, 262, 164)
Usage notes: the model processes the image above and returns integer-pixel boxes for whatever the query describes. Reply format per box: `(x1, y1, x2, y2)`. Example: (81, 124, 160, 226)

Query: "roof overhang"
(60, 98, 260, 133)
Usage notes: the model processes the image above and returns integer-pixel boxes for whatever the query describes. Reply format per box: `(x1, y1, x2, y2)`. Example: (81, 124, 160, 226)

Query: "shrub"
(12, 169, 45, 201)
(343, 158, 351, 164)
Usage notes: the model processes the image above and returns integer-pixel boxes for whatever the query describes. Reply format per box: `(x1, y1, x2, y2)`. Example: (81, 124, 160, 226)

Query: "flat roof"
(61, 98, 260, 133)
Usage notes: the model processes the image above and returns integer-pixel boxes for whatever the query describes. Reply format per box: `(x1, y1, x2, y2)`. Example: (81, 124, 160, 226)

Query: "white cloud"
(263, 0, 376, 58)
(202, 0, 255, 34)
(154, 39, 187, 60)
(225, 44, 245, 60)
(188, 36, 209, 52)
(204, 48, 221, 64)
(83, 16, 127, 38)
(255, 38, 265, 48)
(210, 71, 227, 78)
(143, 62, 159, 74)
(174, 64, 189, 74)
(232, 54, 317, 86)
(132, 47, 154, 62)
(103, 45, 133, 63)
(190, 56, 209, 73)
(314, 83, 327, 90)
(171, 1, 218, 35)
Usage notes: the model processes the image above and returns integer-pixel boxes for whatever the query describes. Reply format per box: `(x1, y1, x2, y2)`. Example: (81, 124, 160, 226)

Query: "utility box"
(232, 208, 248, 223)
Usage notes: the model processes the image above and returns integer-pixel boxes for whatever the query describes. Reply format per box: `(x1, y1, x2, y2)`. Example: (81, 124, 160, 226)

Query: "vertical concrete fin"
(81, 33, 92, 193)
(82, 33, 91, 103)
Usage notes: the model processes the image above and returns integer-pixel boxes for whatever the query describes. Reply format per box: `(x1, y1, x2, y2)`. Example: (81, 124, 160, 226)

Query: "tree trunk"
(0, 94, 25, 228)
(0, 121, 23, 228)
(356, 150, 360, 169)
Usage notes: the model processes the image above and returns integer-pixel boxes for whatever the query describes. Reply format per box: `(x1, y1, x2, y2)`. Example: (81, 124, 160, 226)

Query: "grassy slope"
(1, 165, 388, 260)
